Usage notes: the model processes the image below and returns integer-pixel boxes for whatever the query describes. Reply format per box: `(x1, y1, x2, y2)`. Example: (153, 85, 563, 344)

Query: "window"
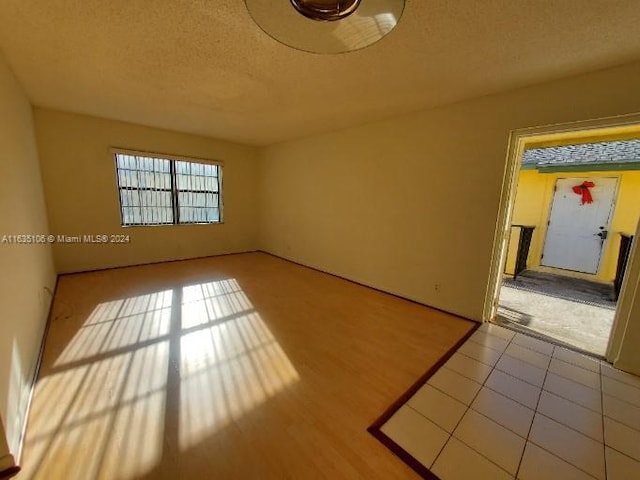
(114, 151, 222, 226)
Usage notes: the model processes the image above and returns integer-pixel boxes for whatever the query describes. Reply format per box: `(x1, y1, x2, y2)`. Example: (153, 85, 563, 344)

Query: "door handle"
(595, 230, 608, 240)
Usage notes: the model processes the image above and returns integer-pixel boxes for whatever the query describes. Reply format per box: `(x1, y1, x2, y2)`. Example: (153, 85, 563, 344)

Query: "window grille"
(114, 151, 222, 226)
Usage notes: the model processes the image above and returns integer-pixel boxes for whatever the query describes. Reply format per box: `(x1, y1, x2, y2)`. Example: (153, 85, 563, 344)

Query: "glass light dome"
(245, 0, 405, 54)
(291, 0, 362, 21)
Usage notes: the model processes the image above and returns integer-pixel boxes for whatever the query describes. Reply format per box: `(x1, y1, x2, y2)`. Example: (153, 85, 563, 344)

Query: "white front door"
(541, 177, 618, 274)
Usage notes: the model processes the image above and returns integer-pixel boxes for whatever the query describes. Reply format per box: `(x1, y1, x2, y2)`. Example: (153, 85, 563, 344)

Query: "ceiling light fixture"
(291, 0, 362, 21)
(245, 0, 405, 54)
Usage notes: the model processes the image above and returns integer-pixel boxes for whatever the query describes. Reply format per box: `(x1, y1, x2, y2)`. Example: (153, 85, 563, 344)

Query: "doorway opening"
(487, 119, 640, 358)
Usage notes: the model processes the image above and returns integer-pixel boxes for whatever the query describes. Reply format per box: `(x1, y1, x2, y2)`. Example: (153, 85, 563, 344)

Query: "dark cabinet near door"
(614, 233, 634, 300)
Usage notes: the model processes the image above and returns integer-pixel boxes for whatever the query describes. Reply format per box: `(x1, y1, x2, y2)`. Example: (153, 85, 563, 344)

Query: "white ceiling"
(1, 1, 640, 146)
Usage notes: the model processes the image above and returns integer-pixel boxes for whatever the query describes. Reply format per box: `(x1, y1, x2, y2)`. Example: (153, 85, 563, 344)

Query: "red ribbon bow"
(572, 181, 595, 205)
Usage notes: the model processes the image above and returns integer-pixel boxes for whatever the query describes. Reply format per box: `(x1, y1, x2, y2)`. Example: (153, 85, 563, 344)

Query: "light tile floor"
(379, 323, 640, 479)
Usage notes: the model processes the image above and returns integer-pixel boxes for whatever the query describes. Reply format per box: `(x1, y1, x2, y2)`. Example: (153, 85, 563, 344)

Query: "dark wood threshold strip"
(0, 466, 20, 479)
(367, 322, 481, 480)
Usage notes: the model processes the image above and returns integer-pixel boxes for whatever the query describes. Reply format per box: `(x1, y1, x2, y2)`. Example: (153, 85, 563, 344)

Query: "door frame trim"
(484, 112, 640, 360)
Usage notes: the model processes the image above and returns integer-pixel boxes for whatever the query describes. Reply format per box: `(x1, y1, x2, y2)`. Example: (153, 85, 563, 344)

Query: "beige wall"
(34, 109, 260, 273)
(4, 54, 640, 462)
(0, 55, 56, 456)
(612, 218, 640, 374)
(259, 62, 640, 322)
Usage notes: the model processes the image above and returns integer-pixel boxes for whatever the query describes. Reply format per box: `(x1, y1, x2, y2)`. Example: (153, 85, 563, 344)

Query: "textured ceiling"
(1, 1, 640, 146)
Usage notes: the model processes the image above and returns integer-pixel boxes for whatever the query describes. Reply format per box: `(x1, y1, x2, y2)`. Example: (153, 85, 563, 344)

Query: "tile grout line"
(509, 333, 556, 356)
(514, 340, 554, 479)
(457, 331, 550, 408)
(601, 362, 640, 389)
(472, 355, 543, 391)
(533, 409, 603, 444)
(553, 356, 601, 374)
(429, 326, 516, 476)
(438, 433, 516, 478)
(377, 324, 640, 479)
(455, 350, 500, 369)
(547, 358, 602, 391)
(382, 324, 489, 476)
(604, 414, 640, 435)
(600, 415, 640, 464)
(463, 327, 640, 476)
(495, 353, 547, 387)
(456, 327, 636, 478)
(477, 382, 533, 413)
(605, 444, 640, 464)
(436, 326, 638, 477)
(460, 337, 631, 438)
(549, 354, 602, 375)
(601, 374, 640, 401)
(516, 351, 608, 479)
(598, 385, 640, 411)
(456, 350, 550, 411)
(429, 371, 604, 446)
(426, 374, 481, 470)
(600, 358, 609, 480)
(465, 337, 509, 355)
(424, 375, 480, 407)
(448, 327, 520, 477)
(524, 415, 609, 478)
(524, 441, 601, 480)
(540, 375, 603, 415)
(601, 380, 640, 401)
(602, 379, 640, 394)
(426, 422, 451, 472)
(462, 332, 549, 387)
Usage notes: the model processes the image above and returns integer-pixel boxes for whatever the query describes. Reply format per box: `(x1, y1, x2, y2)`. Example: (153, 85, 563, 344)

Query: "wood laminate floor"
(18, 252, 473, 479)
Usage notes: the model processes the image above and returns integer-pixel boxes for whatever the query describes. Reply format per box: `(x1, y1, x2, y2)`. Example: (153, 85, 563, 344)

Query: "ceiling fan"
(245, 0, 405, 54)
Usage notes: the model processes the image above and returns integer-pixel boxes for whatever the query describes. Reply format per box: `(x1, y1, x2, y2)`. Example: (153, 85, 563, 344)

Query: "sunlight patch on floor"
(179, 280, 299, 449)
(22, 278, 299, 479)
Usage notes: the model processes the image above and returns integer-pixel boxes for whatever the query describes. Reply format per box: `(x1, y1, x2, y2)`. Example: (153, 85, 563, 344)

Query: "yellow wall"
(0, 55, 56, 457)
(509, 169, 640, 282)
(34, 109, 261, 273)
(260, 62, 640, 322)
(505, 170, 549, 276)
